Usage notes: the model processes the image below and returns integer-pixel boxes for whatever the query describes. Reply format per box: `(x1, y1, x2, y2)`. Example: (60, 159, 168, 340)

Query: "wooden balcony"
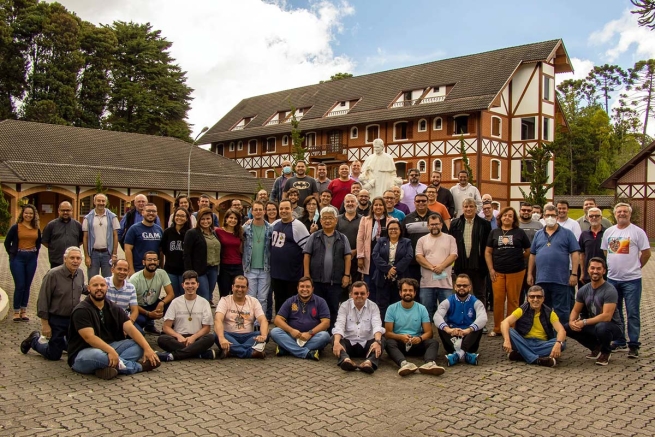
(307, 143, 348, 162)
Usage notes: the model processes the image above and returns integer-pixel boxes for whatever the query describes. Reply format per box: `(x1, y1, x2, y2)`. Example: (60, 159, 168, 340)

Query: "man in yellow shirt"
(500, 285, 567, 367)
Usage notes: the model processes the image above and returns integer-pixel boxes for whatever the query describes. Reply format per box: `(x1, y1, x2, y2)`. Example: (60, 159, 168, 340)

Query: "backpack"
(118, 208, 137, 249)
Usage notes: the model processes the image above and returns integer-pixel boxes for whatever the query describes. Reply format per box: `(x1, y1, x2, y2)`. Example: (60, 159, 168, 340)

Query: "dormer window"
(231, 116, 255, 131)
(391, 86, 449, 108)
(326, 99, 359, 117)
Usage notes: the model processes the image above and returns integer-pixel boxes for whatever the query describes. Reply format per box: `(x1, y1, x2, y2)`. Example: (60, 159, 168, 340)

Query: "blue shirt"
(124, 222, 163, 272)
(531, 225, 579, 286)
(384, 301, 429, 336)
(388, 208, 406, 222)
(277, 294, 330, 332)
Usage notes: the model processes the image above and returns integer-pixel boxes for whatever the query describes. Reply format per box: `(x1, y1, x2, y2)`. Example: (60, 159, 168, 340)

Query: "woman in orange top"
(4, 204, 42, 322)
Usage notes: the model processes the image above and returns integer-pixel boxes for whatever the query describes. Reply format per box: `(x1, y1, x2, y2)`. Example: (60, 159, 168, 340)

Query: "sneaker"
(199, 349, 216, 360)
(140, 359, 162, 372)
(20, 331, 40, 354)
(340, 359, 357, 371)
(398, 361, 418, 376)
(251, 350, 266, 359)
(157, 352, 174, 362)
(144, 325, 161, 335)
(306, 350, 319, 361)
(537, 357, 556, 367)
(445, 353, 459, 367)
(610, 344, 628, 352)
(482, 327, 488, 334)
(628, 347, 639, 359)
(508, 351, 523, 361)
(464, 352, 479, 366)
(275, 346, 288, 357)
(585, 347, 601, 360)
(95, 367, 118, 380)
(218, 348, 229, 360)
(418, 361, 445, 376)
(595, 352, 611, 366)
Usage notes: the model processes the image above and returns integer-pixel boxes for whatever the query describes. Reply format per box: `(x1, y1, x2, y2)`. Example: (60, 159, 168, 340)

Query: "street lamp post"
(188, 126, 209, 198)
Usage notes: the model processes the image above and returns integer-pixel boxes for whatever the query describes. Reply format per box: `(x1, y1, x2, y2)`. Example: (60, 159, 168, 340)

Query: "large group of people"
(6, 163, 651, 380)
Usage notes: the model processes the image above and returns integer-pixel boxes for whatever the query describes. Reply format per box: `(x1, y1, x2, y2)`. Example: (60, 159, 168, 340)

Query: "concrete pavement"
(0, 249, 654, 436)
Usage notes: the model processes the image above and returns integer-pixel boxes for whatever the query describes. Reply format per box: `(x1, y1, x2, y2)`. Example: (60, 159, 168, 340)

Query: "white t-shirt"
(415, 233, 458, 289)
(558, 217, 582, 240)
(216, 295, 264, 334)
(601, 224, 650, 281)
(163, 295, 213, 335)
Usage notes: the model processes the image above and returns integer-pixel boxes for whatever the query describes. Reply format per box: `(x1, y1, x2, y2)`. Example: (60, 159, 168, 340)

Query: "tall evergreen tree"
(586, 64, 627, 114)
(105, 21, 192, 140)
(631, 0, 655, 30)
(625, 59, 655, 147)
(520, 143, 554, 206)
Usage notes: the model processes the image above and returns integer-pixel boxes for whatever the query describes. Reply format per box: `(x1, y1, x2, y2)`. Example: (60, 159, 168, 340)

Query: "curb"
(0, 286, 8, 321)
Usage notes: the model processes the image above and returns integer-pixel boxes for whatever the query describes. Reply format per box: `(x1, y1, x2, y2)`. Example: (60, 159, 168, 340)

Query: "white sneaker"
(418, 361, 445, 376)
(398, 361, 418, 376)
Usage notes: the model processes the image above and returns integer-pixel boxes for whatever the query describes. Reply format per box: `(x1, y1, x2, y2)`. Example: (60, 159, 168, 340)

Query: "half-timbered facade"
(199, 40, 573, 209)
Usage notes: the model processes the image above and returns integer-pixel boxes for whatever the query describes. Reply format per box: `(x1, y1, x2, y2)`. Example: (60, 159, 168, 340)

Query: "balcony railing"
(265, 119, 280, 126)
(391, 95, 445, 107)
(232, 125, 245, 130)
(327, 109, 349, 117)
(307, 143, 346, 156)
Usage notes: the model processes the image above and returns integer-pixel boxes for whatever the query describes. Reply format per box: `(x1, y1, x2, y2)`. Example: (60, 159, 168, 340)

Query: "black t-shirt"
(486, 227, 531, 273)
(161, 226, 187, 275)
(67, 297, 130, 366)
(578, 228, 606, 282)
(283, 176, 319, 205)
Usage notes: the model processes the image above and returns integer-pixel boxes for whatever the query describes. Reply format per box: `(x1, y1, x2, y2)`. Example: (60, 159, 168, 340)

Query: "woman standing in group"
(215, 209, 244, 299)
(4, 204, 41, 322)
(162, 207, 192, 297)
(168, 194, 196, 228)
(356, 197, 390, 302)
(371, 219, 413, 319)
(183, 207, 221, 303)
(485, 206, 531, 336)
(299, 196, 321, 234)
(265, 201, 279, 224)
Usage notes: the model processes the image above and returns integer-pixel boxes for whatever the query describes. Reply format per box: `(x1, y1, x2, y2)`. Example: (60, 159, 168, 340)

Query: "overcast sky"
(52, 0, 655, 138)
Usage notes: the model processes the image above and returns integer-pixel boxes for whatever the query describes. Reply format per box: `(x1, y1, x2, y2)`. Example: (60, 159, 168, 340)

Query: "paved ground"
(1, 250, 654, 437)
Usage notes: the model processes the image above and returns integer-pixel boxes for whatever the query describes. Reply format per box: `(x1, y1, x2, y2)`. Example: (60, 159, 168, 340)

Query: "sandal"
(20, 311, 29, 321)
(487, 331, 497, 337)
(13, 313, 21, 322)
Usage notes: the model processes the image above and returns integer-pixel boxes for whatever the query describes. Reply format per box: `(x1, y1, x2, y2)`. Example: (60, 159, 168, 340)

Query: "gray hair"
(63, 246, 82, 261)
(544, 204, 557, 213)
(613, 202, 632, 214)
(462, 198, 476, 207)
(587, 207, 601, 216)
(320, 206, 338, 218)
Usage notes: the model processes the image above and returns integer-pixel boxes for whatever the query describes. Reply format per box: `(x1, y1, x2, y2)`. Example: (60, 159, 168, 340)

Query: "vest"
(85, 209, 118, 255)
(514, 302, 556, 340)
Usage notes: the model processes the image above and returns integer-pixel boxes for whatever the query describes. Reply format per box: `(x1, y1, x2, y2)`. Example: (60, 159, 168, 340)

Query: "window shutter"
(407, 121, 413, 139)
(468, 115, 475, 134)
(446, 117, 453, 136)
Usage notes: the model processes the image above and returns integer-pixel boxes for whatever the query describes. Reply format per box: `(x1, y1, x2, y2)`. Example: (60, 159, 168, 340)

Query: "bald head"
(134, 194, 148, 212)
(58, 201, 73, 221)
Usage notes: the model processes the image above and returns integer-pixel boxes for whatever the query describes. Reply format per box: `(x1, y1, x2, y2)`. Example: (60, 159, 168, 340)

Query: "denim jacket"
(242, 221, 272, 272)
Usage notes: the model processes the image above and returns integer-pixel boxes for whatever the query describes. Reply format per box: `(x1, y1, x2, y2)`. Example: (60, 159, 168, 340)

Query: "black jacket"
(183, 228, 210, 276)
(449, 214, 491, 273)
(4, 223, 42, 260)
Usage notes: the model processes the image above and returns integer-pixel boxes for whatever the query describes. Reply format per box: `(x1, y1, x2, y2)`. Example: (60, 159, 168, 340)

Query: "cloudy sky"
(52, 0, 655, 138)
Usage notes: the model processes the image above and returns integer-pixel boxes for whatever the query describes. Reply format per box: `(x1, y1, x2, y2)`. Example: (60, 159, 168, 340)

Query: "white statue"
(360, 138, 402, 199)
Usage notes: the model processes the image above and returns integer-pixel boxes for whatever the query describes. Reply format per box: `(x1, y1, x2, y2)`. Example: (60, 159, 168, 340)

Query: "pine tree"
(586, 64, 627, 114)
(289, 103, 306, 165)
(519, 144, 554, 206)
(0, 181, 11, 235)
(458, 135, 475, 186)
(625, 59, 655, 147)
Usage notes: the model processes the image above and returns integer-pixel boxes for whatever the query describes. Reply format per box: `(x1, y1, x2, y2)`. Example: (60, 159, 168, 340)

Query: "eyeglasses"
(388, 228, 400, 232)
(588, 215, 601, 219)
(527, 295, 544, 300)
(454, 284, 469, 288)
(415, 200, 427, 203)
(352, 292, 367, 296)
(428, 223, 442, 227)
(145, 210, 157, 213)
(383, 197, 395, 200)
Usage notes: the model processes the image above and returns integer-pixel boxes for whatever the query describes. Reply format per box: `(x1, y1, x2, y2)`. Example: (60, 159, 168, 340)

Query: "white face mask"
(544, 217, 557, 227)
(282, 166, 292, 174)
(532, 213, 541, 221)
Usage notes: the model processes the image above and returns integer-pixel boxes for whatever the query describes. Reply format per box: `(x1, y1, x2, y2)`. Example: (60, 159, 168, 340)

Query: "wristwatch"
(308, 329, 315, 336)
(557, 340, 564, 346)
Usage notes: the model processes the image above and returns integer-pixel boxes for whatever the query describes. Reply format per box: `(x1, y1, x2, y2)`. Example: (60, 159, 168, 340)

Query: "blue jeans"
(167, 273, 184, 298)
(9, 250, 38, 311)
(419, 287, 453, 322)
(197, 266, 219, 303)
(89, 250, 111, 278)
(509, 328, 565, 363)
(270, 328, 331, 358)
(265, 282, 275, 321)
(216, 332, 260, 358)
(539, 282, 572, 322)
(71, 339, 143, 375)
(607, 278, 642, 348)
(32, 314, 69, 361)
(135, 302, 167, 330)
(246, 268, 270, 316)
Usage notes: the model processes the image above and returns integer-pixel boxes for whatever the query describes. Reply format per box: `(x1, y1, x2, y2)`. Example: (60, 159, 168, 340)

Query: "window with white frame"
(229, 142, 235, 152)
(214, 144, 225, 156)
(394, 121, 409, 140)
(490, 159, 501, 180)
(248, 139, 257, 155)
(452, 158, 463, 179)
(418, 159, 426, 173)
(366, 125, 379, 143)
(543, 76, 551, 101)
(521, 117, 536, 140)
(433, 117, 443, 130)
(249, 170, 257, 177)
(305, 132, 316, 148)
(282, 135, 288, 146)
(491, 116, 501, 137)
(521, 159, 535, 183)
(265, 169, 275, 178)
(543, 117, 550, 141)
(395, 161, 407, 179)
(351, 126, 358, 139)
(453, 115, 469, 135)
(432, 159, 442, 173)
(237, 141, 243, 151)
(418, 119, 427, 132)
(266, 137, 276, 153)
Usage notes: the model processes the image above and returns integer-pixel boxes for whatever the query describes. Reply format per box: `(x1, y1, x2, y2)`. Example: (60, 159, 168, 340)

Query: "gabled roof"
(0, 120, 260, 194)
(601, 140, 655, 189)
(200, 39, 570, 144)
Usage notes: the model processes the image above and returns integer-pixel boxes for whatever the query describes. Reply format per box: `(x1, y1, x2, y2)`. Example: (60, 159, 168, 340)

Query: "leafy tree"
(0, 182, 11, 235)
(557, 79, 596, 120)
(289, 103, 305, 165)
(631, 0, 655, 30)
(519, 143, 554, 206)
(625, 59, 655, 147)
(586, 64, 627, 114)
(319, 72, 353, 84)
(105, 21, 193, 140)
(458, 135, 475, 187)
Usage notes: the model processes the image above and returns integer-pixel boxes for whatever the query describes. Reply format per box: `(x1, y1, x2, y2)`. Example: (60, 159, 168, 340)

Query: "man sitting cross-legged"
(269, 276, 331, 361)
(157, 270, 217, 361)
(332, 281, 385, 374)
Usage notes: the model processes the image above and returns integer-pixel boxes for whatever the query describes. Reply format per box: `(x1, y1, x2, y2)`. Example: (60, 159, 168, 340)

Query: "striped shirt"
(104, 276, 137, 314)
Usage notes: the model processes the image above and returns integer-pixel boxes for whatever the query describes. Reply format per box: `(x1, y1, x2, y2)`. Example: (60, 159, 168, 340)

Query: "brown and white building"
(199, 39, 572, 209)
